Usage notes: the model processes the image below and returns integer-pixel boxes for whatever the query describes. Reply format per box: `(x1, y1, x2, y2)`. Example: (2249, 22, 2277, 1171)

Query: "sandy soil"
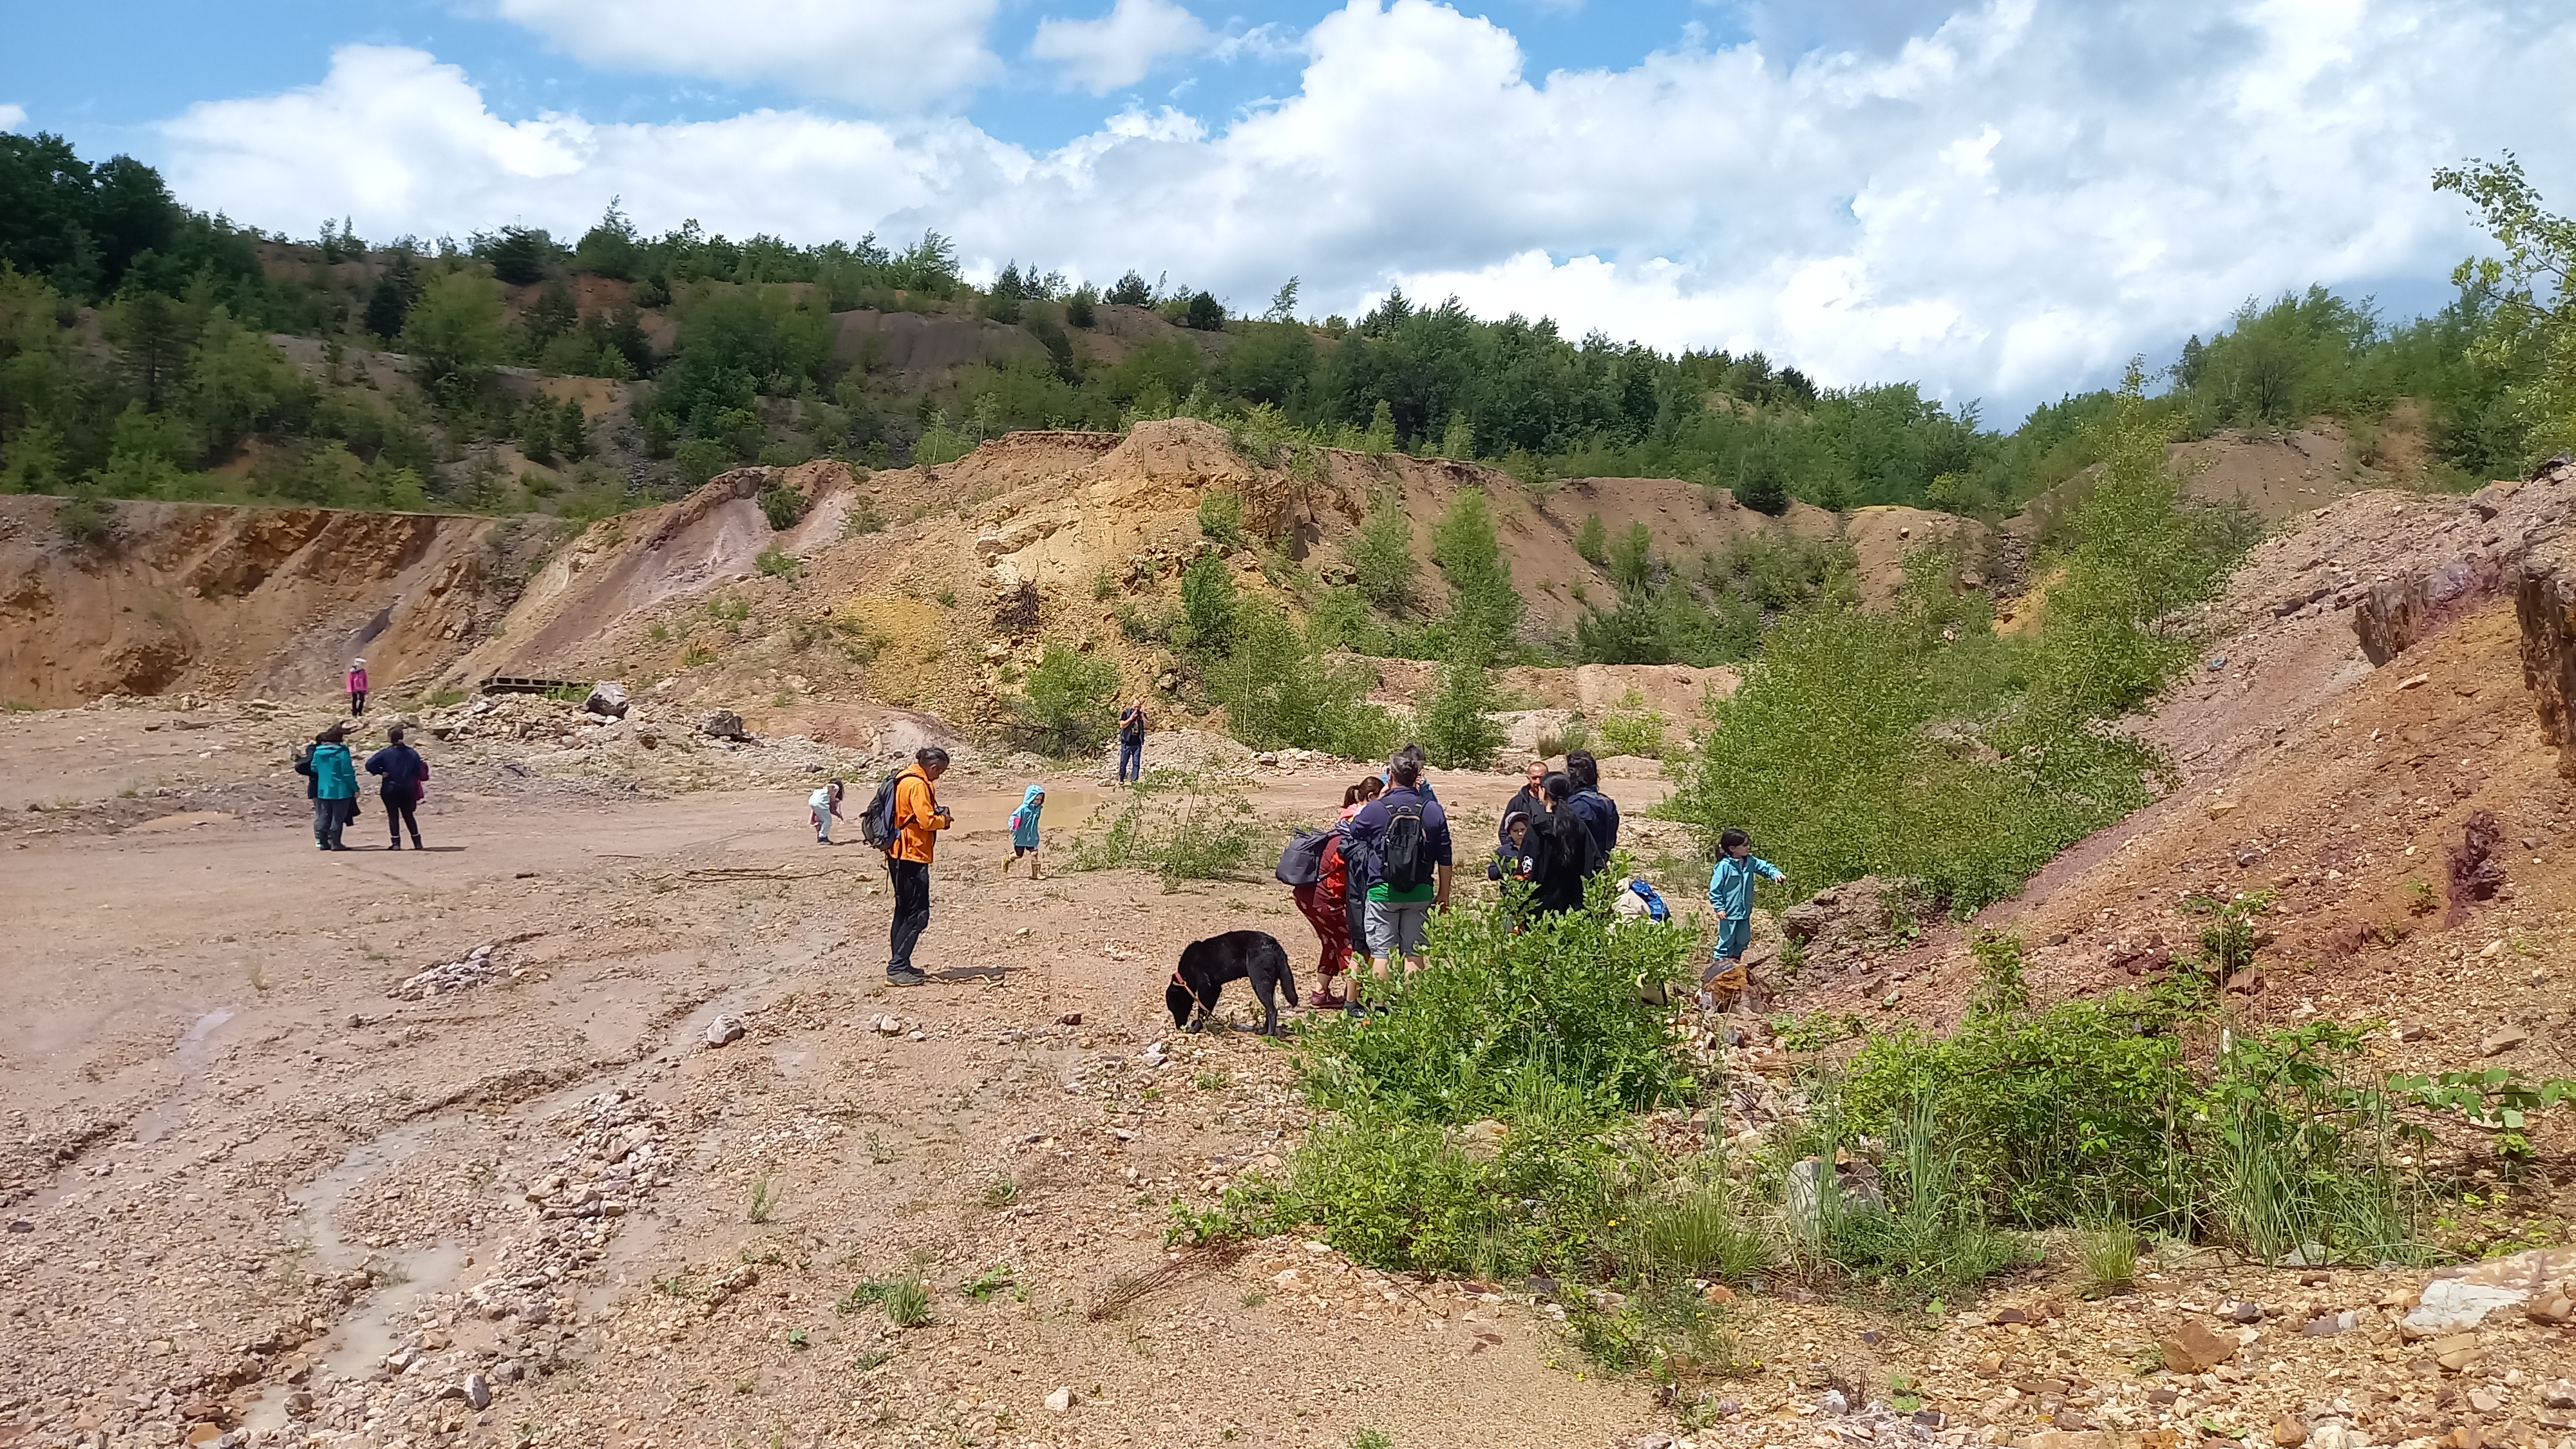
(0, 708, 1690, 1449)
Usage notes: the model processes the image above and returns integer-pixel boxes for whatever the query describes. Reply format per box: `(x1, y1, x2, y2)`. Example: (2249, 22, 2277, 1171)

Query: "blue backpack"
(1625, 878, 1671, 922)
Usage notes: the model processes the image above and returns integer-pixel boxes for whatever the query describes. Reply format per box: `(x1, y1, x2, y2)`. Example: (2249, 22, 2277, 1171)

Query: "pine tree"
(556, 399, 588, 461)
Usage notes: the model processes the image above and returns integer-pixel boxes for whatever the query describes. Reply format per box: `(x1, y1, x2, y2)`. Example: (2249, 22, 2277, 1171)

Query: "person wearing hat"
(298, 724, 360, 850)
(347, 659, 370, 717)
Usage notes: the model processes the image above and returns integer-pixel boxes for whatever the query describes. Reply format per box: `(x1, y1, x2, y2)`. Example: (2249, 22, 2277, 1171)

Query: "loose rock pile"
(385, 943, 518, 1001)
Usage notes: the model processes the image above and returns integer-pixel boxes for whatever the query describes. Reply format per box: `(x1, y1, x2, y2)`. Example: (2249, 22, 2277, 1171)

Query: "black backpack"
(1378, 802, 1432, 891)
(1274, 828, 1332, 886)
(858, 769, 907, 851)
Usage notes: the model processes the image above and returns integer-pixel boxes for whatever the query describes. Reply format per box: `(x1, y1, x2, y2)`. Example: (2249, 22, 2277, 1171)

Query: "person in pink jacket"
(347, 659, 369, 717)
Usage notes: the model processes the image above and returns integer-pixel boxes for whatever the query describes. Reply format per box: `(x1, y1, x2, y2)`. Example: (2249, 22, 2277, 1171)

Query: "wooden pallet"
(480, 674, 583, 696)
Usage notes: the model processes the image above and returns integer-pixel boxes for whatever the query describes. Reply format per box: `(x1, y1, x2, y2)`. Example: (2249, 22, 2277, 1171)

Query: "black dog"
(1167, 930, 1298, 1036)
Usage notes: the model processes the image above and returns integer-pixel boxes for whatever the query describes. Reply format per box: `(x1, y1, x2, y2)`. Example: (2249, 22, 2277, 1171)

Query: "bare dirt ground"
(0, 701, 1690, 1449)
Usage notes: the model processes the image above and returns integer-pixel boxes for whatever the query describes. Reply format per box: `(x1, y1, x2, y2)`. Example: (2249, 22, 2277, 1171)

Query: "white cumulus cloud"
(0, 103, 26, 133)
(153, 0, 2576, 413)
(1030, 0, 1215, 94)
(489, 0, 1001, 110)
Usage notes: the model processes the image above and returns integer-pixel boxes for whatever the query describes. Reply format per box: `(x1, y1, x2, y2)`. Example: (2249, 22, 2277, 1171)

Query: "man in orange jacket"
(887, 746, 953, 985)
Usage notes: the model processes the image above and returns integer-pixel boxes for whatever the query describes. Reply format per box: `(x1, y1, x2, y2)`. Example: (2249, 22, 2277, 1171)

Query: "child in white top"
(810, 779, 844, 844)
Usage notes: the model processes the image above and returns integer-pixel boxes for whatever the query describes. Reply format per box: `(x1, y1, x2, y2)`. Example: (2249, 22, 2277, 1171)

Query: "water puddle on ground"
(276, 1121, 480, 1387)
(133, 1007, 236, 1144)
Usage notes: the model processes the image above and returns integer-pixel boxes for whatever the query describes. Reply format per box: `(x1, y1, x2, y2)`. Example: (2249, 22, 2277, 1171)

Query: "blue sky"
(6, 1, 2571, 418)
(8, 2, 1741, 157)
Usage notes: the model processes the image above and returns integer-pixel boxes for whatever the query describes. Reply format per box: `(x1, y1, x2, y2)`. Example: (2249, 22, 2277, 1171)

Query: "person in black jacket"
(1560, 749, 1620, 869)
(365, 724, 431, 850)
(1522, 772, 1599, 915)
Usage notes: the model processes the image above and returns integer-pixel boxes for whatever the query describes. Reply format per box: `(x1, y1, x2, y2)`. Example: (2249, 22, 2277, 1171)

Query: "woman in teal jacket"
(301, 725, 359, 851)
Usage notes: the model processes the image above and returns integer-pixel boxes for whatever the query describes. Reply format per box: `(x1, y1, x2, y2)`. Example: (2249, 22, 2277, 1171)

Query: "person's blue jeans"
(1117, 735, 1143, 783)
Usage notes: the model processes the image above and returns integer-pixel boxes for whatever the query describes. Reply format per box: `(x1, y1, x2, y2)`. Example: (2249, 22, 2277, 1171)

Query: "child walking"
(810, 779, 844, 844)
(1003, 785, 1045, 877)
(347, 658, 369, 717)
(1704, 827, 1786, 1011)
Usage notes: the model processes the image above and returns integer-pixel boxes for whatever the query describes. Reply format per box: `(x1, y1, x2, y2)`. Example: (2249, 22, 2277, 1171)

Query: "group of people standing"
(295, 719, 429, 851)
(288, 656, 426, 851)
(1285, 746, 1788, 1014)
(1286, 746, 1624, 1010)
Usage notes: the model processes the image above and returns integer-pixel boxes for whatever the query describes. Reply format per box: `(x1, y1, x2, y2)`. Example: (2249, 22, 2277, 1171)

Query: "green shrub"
(55, 492, 117, 547)
(914, 411, 974, 466)
(1209, 895, 1694, 1291)
(1656, 395, 2234, 915)
(1428, 488, 1520, 654)
(1249, 1074, 1645, 1281)
(1197, 489, 1243, 547)
(1206, 601, 1397, 759)
(840, 494, 886, 537)
(1346, 491, 1416, 612)
(1066, 776, 1260, 891)
(1597, 709, 1667, 759)
(1012, 644, 1120, 757)
(1833, 989, 2190, 1227)
(1414, 651, 1506, 770)
(1575, 512, 1607, 564)
(757, 484, 808, 530)
(1299, 891, 1695, 1122)
(2204, 1021, 2424, 1263)
(674, 438, 732, 488)
(755, 546, 800, 580)
(1177, 554, 1238, 658)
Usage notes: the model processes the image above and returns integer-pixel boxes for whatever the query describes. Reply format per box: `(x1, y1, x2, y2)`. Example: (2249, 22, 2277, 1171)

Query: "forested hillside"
(1, 131, 2552, 538)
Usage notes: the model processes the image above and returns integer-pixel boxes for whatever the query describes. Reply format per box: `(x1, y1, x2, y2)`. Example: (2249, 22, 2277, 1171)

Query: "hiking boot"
(886, 967, 927, 987)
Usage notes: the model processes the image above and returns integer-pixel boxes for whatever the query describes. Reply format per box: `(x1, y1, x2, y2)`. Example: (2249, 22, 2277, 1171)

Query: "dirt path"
(0, 761, 1664, 1449)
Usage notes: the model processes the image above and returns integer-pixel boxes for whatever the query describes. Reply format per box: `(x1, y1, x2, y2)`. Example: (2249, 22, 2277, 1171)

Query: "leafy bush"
(1197, 489, 1244, 547)
(1833, 983, 2190, 1227)
(1575, 512, 1608, 564)
(1660, 375, 2244, 914)
(1210, 894, 1694, 1289)
(914, 411, 974, 466)
(1206, 601, 1398, 759)
(55, 491, 116, 546)
(757, 484, 808, 530)
(674, 439, 731, 488)
(1414, 651, 1506, 770)
(1011, 644, 1120, 757)
(1598, 708, 1667, 759)
(1242, 1071, 1648, 1281)
(1300, 891, 1695, 1122)
(1066, 775, 1260, 891)
(1177, 554, 1238, 658)
(754, 545, 799, 580)
(840, 495, 885, 537)
(1345, 491, 1416, 613)
(1428, 488, 1520, 654)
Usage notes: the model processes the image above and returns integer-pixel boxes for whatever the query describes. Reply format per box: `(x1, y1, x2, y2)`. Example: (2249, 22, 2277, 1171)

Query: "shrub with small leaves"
(757, 484, 808, 531)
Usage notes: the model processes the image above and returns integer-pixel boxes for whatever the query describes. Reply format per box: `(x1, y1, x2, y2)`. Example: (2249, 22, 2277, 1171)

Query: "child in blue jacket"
(1705, 828, 1785, 1009)
(1003, 785, 1045, 878)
